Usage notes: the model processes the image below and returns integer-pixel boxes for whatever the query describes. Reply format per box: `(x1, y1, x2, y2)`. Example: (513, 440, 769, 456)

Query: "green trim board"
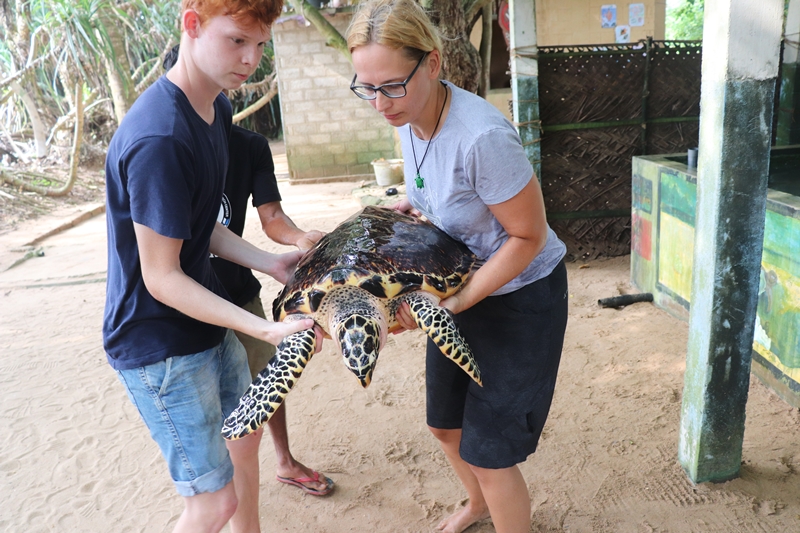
(752, 350, 800, 408)
(542, 116, 699, 133)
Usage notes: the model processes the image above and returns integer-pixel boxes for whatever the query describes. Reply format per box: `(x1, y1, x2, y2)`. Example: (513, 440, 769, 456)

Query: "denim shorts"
(426, 260, 569, 469)
(116, 329, 251, 496)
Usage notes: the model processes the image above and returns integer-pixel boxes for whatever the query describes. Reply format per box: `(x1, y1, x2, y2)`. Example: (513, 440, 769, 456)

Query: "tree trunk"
(9, 80, 48, 158)
(101, 6, 136, 124)
(422, 0, 481, 92)
(3, 0, 47, 158)
(477, 2, 493, 97)
(13, 0, 30, 63)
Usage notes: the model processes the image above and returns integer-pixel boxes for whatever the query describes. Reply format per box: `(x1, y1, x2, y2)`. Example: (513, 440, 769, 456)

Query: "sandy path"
(1, 180, 799, 533)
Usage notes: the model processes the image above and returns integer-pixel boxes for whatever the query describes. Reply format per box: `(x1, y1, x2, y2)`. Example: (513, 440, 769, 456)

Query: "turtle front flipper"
(401, 291, 482, 386)
(222, 327, 317, 440)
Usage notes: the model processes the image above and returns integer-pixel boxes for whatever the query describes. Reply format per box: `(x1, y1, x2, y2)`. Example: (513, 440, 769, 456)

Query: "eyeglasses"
(350, 53, 428, 100)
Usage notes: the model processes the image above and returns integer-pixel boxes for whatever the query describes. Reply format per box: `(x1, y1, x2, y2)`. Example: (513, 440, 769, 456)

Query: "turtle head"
(333, 313, 387, 388)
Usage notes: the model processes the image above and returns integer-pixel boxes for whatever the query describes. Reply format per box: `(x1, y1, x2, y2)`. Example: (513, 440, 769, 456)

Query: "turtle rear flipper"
(222, 327, 317, 440)
(402, 291, 482, 386)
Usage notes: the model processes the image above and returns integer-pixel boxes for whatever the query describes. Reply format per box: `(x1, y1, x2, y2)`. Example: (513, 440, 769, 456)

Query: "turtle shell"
(273, 206, 476, 321)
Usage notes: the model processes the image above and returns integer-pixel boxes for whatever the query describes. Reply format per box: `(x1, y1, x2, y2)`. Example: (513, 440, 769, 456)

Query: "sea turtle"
(222, 206, 482, 440)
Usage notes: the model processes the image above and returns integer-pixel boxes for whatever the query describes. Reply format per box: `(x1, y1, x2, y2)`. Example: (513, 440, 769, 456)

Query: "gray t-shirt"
(401, 81, 566, 296)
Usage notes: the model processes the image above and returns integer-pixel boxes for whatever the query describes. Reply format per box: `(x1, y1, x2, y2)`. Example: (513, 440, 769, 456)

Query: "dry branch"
(135, 40, 178, 94)
(233, 77, 279, 123)
(0, 47, 59, 91)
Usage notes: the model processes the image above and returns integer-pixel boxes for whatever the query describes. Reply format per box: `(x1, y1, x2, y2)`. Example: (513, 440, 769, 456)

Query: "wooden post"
(508, 0, 541, 181)
(639, 37, 653, 155)
(678, 0, 784, 483)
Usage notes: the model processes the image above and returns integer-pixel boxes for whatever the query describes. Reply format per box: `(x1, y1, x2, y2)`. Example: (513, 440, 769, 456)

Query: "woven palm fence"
(538, 39, 702, 260)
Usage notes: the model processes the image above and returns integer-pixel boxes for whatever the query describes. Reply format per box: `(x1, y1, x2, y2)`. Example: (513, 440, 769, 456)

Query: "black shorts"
(426, 260, 568, 469)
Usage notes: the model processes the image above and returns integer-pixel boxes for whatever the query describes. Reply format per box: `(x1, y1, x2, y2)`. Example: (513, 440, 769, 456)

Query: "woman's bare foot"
(436, 501, 490, 533)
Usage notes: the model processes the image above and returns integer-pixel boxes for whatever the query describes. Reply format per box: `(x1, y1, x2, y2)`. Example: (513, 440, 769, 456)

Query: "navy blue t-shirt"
(211, 125, 282, 307)
(103, 76, 232, 370)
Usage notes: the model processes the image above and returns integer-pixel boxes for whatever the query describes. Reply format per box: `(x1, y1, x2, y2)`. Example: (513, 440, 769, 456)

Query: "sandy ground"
(2, 176, 800, 533)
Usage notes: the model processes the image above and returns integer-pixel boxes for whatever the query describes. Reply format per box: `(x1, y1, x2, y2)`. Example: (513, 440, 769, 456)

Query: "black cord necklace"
(410, 83, 448, 189)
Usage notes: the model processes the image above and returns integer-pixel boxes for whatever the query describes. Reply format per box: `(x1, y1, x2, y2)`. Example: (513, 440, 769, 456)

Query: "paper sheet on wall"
(629, 3, 645, 27)
(616, 25, 631, 43)
(601, 5, 617, 28)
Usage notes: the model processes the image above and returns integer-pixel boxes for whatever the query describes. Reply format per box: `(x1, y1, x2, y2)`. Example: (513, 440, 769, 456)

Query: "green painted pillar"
(508, 0, 541, 181)
(678, 0, 784, 484)
(776, 0, 800, 145)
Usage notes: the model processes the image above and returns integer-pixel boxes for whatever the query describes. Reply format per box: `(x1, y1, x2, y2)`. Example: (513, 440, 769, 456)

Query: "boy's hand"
(259, 318, 325, 350)
(259, 319, 325, 352)
(270, 249, 305, 285)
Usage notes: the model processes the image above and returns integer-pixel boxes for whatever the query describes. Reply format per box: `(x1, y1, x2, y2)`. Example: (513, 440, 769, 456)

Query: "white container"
(371, 158, 404, 186)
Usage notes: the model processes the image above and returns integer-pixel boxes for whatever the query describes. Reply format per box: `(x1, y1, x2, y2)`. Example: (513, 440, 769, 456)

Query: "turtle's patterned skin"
(222, 206, 481, 441)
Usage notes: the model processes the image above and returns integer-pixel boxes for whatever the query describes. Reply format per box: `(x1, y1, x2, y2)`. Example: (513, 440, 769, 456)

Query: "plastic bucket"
(371, 158, 404, 186)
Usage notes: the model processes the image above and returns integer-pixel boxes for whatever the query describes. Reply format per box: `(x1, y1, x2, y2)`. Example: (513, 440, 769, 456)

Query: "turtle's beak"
(334, 314, 386, 388)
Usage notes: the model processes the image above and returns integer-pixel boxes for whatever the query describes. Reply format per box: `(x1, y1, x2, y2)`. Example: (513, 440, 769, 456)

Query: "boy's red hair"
(182, 0, 283, 30)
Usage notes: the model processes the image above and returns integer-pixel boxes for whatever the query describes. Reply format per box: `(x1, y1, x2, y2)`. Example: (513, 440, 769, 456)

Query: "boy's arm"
(134, 222, 312, 345)
(257, 201, 325, 252)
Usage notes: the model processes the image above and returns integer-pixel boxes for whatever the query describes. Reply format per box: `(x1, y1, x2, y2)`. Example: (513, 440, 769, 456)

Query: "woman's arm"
(442, 175, 548, 314)
(394, 175, 548, 331)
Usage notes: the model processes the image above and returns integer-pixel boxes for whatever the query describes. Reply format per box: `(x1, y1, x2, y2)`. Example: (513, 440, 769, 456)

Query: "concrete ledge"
(288, 173, 375, 185)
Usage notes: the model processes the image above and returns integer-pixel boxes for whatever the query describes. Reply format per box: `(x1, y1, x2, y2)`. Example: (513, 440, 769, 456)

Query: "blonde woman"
(346, 1, 569, 532)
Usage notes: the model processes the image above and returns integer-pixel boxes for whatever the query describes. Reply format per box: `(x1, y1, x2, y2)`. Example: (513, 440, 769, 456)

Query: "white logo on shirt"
(217, 194, 231, 228)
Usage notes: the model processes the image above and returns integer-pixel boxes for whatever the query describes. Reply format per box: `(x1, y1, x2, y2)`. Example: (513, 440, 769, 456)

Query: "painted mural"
(754, 210, 800, 380)
(656, 171, 696, 308)
(631, 154, 800, 406)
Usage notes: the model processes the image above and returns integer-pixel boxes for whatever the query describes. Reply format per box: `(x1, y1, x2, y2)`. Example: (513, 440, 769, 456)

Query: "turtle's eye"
(391, 272, 424, 288)
(425, 275, 446, 293)
(446, 275, 463, 288)
(308, 290, 326, 313)
(281, 291, 305, 313)
(358, 276, 387, 298)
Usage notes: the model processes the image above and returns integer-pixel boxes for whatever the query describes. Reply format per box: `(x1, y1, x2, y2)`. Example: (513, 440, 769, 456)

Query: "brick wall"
(272, 12, 398, 183)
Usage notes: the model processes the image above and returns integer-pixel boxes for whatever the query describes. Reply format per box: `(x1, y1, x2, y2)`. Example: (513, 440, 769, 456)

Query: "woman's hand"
(392, 301, 417, 334)
(389, 199, 422, 218)
(392, 294, 464, 335)
(438, 294, 465, 315)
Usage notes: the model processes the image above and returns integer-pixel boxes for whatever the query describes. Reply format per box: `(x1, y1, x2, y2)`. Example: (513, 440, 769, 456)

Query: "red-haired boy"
(104, 2, 320, 531)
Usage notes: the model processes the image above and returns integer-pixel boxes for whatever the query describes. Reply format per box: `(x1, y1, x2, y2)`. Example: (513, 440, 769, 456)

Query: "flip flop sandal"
(276, 470, 335, 496)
